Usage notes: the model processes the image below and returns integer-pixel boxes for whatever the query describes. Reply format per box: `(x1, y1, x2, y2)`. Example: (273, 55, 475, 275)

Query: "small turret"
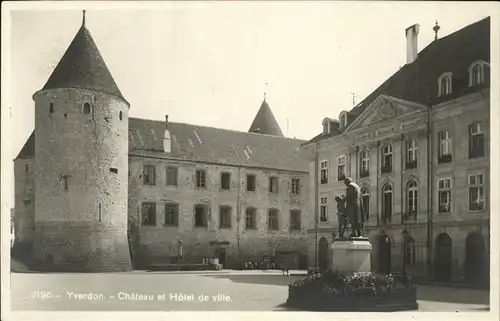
(163, 115, 171, 153)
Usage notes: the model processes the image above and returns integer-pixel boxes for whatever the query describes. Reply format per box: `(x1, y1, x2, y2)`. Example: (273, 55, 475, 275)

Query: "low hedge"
(286, 272, 418, 311)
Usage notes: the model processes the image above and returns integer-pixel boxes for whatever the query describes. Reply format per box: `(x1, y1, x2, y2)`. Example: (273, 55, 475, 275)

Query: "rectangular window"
(247, 174, 256, 191)
(469, 173, 485, 211)
(438, 178, 452, 213)
(245, 207, 257, 229)
(196, 170, 206, 188)
(381, 145, 393, 173)
(166, 167, 178, 187)
(269, 177, 278, 193)
(194, 205, 208, 227)
(221, 172, 231, 190)
(320, 161, 329, 184)
(360, 150, 370, 177)
(320, 197, 328, 222)
(406, 139, 418, 169)
(143, 165, 156, 185)
(438, 131, 452, 163)
(141, 202, 157, 226)
(164, 203, 179, 226)
(219, 206, 232, 228)
(469, 123, 486, 159)
(290, 210, 301, 230)
(25, 164, 30, 172)
(337, 155, 346, 181)
(268, 209, 279, 230)
(291, 178, 300, 195)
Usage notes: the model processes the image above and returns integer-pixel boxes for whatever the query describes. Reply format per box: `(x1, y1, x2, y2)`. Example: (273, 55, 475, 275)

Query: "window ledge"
(163, 224, 179, 228)
(468, 209, 485, 213)
(437, 211, 452, 215)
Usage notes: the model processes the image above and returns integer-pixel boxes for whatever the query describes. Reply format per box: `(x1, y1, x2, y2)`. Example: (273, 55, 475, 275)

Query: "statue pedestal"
(331, 237, 372, 276)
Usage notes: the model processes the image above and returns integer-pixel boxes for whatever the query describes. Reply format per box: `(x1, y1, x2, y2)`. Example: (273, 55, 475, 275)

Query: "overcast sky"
(1, 1, 495, 206)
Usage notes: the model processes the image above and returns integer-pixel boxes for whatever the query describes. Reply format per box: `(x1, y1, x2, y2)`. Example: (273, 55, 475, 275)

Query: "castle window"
(381, 184, 393, 224)
(141, 202, 157, 226)
(166, 166, 178, 187)
(164, 203, 179, 226)
(406, 139, 418, 169)
(83, 102, 92, 114)
(196, 170, 207, 189)
(269, 177, 278, 193)
(438, 178, 452, 213)
(219, 206, 232, 229)
(221, 172, 231, 190)
(291, 178, 300, 195)
(361, 187, 370, 217)
(246, 174, 256, 191)
(360, 150, 370, 177)
(406, 180, 418, 220)
(25, 164, 30, 172)
(119, 111, 123, 121)
(339, 113, 347, 129)
(268, 208, 279, 230)
(469, 61, 485, 87)
(143, 165, 156, 185)
(337, 155, 346, 181)
(320, 160, 329, 184)
(381, 145, 393, 173)
(438, 131, 452, 163)
(438, 73, 452, 97)
(320, 197, 328, 222)
(245, 207, 257, 229)
(469, 122, 485, 159)
(194, 204, 208, 227)
(290, 209, 301, 231)
(110, 167, 118, 174)
(469, 173, 484, 211)
(323, 122, 331, 135)
(49, 102, 54, 114)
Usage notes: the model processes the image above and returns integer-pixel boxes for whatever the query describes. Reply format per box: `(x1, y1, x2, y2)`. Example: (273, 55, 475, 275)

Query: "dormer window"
(469, 61, 486, 87)
(339, 112, 348, 129)
(438, 73, 452, 97)
(323, 122, 331, 135)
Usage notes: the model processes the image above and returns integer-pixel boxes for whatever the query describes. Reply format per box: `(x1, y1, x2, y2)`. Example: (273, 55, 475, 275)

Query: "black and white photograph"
(1, 1, 498, 319)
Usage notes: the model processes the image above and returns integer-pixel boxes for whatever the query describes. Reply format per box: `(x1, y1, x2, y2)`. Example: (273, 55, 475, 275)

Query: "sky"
(1, 1, 496, 207)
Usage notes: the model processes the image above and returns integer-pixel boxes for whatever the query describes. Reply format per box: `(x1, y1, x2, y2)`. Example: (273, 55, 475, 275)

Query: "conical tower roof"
(41, 13, 127, 104)
(248, 98, 284, 137)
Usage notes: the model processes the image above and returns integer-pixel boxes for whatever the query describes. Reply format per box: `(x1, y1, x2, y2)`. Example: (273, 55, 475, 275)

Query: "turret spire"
(82, 10, 86, 27)
(433, 20, 441, 41)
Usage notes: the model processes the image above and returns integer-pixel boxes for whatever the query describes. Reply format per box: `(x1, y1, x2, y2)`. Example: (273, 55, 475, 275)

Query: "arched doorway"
(434, 233, 452, 282)
(465, 232, 486, 285)
(377, 234, 391, 274)
(318, 237, 329, 271)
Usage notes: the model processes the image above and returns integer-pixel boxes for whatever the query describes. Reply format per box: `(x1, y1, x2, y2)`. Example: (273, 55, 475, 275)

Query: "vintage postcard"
(1, 1, 499, 321)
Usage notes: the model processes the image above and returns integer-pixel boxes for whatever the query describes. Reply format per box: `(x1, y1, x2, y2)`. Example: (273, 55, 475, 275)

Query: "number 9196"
(30, 290, 54, 300)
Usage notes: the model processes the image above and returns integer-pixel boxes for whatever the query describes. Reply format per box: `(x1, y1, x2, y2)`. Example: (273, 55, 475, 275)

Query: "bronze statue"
(343, 177, 368, 238)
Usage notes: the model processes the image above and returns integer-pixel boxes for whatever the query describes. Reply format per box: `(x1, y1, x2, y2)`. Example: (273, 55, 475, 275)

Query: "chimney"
(163, 114, 171, 153)
(405, 24, 420, 64)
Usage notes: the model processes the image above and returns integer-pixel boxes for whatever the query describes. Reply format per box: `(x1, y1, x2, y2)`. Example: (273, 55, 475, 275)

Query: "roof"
(16, 119, 310, 172)
(248, 99, 284, 137)
(305, 16, 490, 145)
(40, 23, 127, 104)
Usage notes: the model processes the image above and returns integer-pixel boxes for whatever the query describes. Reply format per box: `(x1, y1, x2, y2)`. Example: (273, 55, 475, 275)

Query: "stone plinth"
(331, 237, 372, 276)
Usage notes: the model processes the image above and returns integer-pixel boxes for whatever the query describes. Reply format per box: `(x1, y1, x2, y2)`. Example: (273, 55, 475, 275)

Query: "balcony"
(359, 170, 369, 178)
(403, 211, 417, 221)
(320, 178, 328, 185)
(405, 160, 417, 170)
(438, 154, 452, 164)
(381, 164, 392, 174)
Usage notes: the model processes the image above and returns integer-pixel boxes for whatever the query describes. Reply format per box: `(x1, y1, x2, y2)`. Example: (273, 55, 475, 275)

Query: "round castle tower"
(32, 12, 132, 271)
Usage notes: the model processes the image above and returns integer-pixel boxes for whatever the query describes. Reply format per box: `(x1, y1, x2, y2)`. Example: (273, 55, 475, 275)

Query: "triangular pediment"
(346, 95, 427, 131)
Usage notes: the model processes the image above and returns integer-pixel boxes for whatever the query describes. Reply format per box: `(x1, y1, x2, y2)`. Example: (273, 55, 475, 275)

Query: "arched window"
(382, 184, 393, 224)
(438, 73, 452, 97)
(406, 180, 418, 220)
(49, 102, 54, 114)
(360, 150, 370, 177)
(469, 62, 485, 87)
(119, 111, 123, 121)
(83, 102, 92, 114)
(406, 139, 418, 169)
(361, 187, 370, 217)
(340, 112, 347, 129)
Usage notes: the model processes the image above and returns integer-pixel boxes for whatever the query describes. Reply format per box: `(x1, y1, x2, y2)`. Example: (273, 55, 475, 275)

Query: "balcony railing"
(405, 160, 417, 170)
(438, 154, 452, 164)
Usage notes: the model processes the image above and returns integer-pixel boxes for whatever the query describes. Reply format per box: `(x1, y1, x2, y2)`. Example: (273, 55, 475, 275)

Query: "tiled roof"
(248, 99, 284, 137)
(41, 24, 127, 104)
(16, 119, 310, 172)
(305, 16, 490, 145)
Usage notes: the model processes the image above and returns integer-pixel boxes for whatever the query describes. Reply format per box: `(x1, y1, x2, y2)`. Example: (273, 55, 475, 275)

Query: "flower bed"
(286, 272, 418, 311)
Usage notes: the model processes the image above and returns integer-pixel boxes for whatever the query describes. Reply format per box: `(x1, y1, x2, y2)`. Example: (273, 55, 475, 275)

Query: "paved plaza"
(9, 270, 490, 312)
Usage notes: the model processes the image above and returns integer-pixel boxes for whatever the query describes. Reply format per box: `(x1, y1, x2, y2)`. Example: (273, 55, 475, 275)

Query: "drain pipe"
(314, 143, 319, 271)
(426, 102, 434, 280)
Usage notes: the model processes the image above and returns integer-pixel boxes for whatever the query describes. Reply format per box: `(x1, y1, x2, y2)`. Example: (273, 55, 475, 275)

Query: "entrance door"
(217, 248, 227, 268)
(465, 233, 486, 285)
(377, 234, 391, 274)
(434, 233, 452, 282)
(318, 237, 329, 271)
